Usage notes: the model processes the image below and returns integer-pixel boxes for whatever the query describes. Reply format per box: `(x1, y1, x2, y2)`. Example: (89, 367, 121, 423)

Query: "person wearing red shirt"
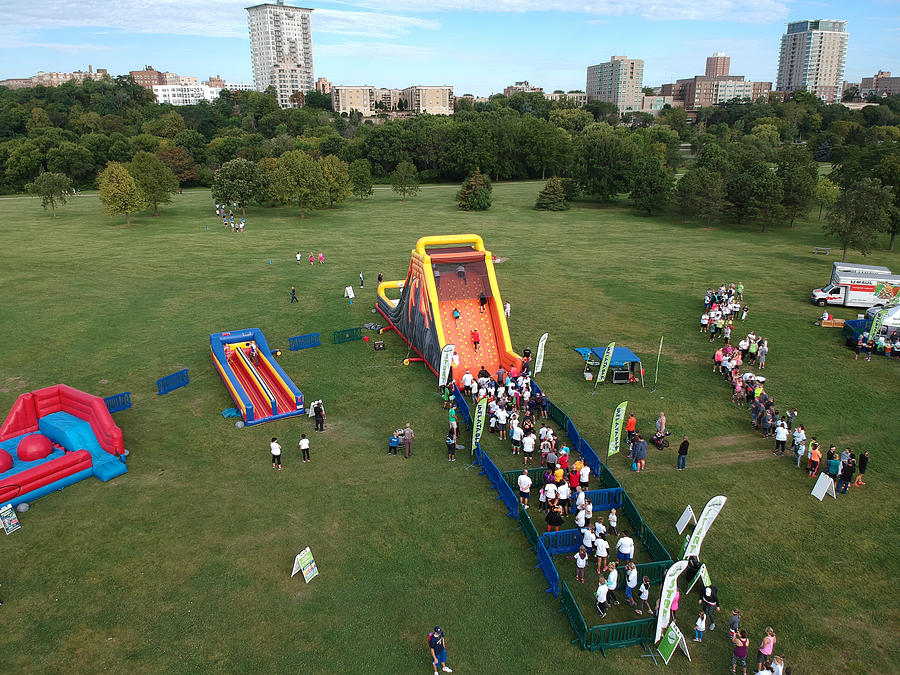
(472, 329, 480, 351)
(625, 414, 637, 445)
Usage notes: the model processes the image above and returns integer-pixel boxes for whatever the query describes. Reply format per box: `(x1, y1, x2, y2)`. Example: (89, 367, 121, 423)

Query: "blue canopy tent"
(574, 346, 644, 386)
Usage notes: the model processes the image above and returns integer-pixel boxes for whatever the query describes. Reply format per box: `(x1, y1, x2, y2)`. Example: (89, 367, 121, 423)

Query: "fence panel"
(642, 524, 673, 562)
(558, 581, 588, 650)
(586, 617, 656, 655)
(621, 491, 644, 538)
(566, 418, 581, 452)
(578, 438, 601, 477)
(535, 538, 560, 596)
(598, 462, 621, 490)
(584, 488, 624, 512)
(518, 506, 540, 551)
(496, 476, 519, 519)
(501, 467, 547, 490)
(635, 560, 672, 585)
(548, 400, 569, 429)
(103, 392, 132, 414)
(539, 529, 582, 556)
(332, 327, 362, 344)
(156, 369, 189, 395)
(530, 381, 543, 398)
(288, 332, 321, 350)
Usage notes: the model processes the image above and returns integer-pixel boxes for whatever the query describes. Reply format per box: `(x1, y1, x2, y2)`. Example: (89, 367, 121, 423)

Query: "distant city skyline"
(1, 1, 897, 96)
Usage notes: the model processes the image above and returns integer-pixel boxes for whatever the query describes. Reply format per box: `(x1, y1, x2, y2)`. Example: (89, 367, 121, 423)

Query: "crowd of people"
(702, 284, 871, 495)
(214, 202, 246, 232)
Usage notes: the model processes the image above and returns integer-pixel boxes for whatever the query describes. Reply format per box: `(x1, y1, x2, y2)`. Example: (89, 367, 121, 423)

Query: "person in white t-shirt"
(517, 469, 532, 509)
(625, 561, 639, 608)
(511, 423, 524, 456)
(579, 464, 591, 489)
(605, 562, 620, 605)
(580, 525, 596, 551)
(521, 432, 535, 465)
(584, 499, 593, 521)
(574, 545, 589, 584)
(616, 532, 634, 563)
(593, 516, 606, 538)
(461, 370, 474, 396)
(595, 535, 610, 574)
(496, 407, 509, 440)
(270, 437, 282, 470)
(298, 433, 310, 463)
(556, 481, 571, 515)
(543, 481, 557, 508)
(595, 577, 610, 617)
(296, 251, 303, 265)
(574, 506, 587, 529)
(574, 486, 586, 510)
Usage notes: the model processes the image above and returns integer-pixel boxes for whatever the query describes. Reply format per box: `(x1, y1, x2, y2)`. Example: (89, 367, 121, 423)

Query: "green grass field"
(0, 183, 897, 674)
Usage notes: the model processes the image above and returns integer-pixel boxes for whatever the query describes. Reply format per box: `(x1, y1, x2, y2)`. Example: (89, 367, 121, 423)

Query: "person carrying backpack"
(427, 627, 452, 673)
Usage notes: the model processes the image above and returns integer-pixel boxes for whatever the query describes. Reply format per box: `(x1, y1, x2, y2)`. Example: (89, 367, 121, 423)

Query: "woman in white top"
(595, 577, 610, 617)
(270, 437, 282, 470)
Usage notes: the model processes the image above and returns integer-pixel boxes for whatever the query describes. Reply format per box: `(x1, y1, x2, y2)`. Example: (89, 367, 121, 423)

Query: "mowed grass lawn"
(0, 182, 897, 674)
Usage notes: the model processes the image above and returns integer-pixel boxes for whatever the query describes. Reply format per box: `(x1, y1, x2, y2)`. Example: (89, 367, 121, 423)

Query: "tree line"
(3, 77, 898, 249)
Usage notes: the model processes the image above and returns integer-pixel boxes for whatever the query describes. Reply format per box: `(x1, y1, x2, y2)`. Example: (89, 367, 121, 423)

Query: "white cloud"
(343, 0, 790, 24)
(0, 2, 439, 39)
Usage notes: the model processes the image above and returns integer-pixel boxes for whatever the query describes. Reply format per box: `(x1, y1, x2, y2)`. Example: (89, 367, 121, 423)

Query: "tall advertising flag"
(682, 495, 727, 560)
(869, 309, 888, 340)
(654, 336, 664, 384)
(608, 401, 628, 457)
(534, 332, 549, 374)
(438, 344, 455, 386)
(598, 341, 615, 383)
(654, 560, 688, 643)
(471, 395, 488, 452)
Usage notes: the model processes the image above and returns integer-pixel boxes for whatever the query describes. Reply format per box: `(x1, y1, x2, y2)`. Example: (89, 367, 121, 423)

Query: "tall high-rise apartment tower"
(586, 56, 643, 113)
(246, 2, 315, 108)
(706, 53, 730, 77)
(776, 20, 847, 103)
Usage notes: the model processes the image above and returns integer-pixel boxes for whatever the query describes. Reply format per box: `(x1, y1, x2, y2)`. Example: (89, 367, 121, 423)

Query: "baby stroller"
(651, 430, 671, 450)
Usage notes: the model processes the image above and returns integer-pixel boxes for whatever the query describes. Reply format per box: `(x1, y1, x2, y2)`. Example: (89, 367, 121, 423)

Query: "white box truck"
(810, 263, 900, 308)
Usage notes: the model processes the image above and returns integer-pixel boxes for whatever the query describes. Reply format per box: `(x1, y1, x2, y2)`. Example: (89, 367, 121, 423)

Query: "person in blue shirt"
(428, 627, 452, 673)
(388, 430, 401, 456)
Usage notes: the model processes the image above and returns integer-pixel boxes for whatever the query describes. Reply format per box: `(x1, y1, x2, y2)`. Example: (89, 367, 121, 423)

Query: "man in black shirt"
(677, 436, 689, 471)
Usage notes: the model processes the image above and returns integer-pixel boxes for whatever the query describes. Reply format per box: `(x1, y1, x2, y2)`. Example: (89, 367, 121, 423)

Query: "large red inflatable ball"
(0, 449, 12, 472)
(17, 434, 53, 461)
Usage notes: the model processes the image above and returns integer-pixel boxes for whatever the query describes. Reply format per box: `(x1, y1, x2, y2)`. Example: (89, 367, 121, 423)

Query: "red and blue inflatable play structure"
(0, 384, 128, 507)
(211, 328, 305, 426)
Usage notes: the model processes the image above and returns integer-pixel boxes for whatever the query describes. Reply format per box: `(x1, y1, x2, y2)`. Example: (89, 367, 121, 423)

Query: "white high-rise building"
(776, 20, 848, 103)
(246, 1, 315, 109)
(586, 56, 643, 113)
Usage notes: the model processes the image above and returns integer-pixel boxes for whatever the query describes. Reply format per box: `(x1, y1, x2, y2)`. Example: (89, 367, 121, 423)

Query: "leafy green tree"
(775, 145, 817, 227)
(25, 172, 72, 218)
(657, 106, 688, 137)
(141, 111, 186, 139)
(872, 154, 900, 250)
(128, 151, 178, 215)
(157, 146, 198, 186)
(549, 108, 593, 133)
(349, 159, 374, 200)
(674, 168, 708, 223)
(814, 177, 840, 220)
(746, 164, 784, 232)
(390, 161, 420, 200)
(825, 178, 895, 261)
(584, 101, 619, 125)
(456, 168, 492, 211)
(26, 108, 52, 134)
(535, 177, 569, 211)
(4, 139, 44, 185)
(269, 150, 329, 218)
(212, 158, 267, 216)
(303, 91, 333, 110)
(629, 156, 673, 215)
(45, 141, 94, 185)
(697, 172, 727, 228)
(573, 127, 640, 201)
(98, 161, 147, 225)
(318, 154, 351, 207)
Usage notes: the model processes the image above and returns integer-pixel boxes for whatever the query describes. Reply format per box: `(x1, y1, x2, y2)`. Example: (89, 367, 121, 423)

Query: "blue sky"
(1, 1, 897, 95)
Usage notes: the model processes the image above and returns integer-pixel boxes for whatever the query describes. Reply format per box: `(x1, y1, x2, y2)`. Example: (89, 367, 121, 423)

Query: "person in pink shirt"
(756, 627, 776, 672)
(318, 251, 324, 264)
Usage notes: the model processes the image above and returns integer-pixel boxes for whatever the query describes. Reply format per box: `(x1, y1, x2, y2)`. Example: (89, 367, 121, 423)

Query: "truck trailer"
(810, 263, 900, 308)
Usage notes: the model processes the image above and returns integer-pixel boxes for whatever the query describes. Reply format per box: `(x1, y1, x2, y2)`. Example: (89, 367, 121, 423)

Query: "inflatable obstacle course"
(210, 329, 305, 426)
(376, 234, 521, 385)
(0, 384, 128, 506)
